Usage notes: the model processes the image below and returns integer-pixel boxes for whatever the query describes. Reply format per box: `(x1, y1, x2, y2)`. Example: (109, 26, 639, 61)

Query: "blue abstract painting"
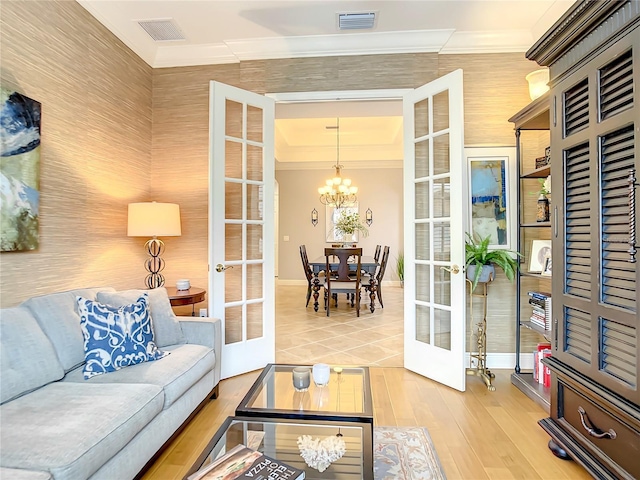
(0, 88, 41, 251)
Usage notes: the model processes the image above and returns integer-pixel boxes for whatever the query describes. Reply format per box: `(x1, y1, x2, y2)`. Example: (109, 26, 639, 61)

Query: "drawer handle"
(578, 406, 617, 440)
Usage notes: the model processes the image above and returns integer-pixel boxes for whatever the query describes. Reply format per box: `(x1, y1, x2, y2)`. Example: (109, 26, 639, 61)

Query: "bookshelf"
(508, 93, 551, 411)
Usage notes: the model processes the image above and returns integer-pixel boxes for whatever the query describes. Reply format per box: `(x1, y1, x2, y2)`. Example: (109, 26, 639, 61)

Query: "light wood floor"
(143, 285, 592, 480)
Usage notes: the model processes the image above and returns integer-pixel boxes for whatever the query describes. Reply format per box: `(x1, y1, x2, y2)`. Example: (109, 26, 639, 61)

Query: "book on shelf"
(188, 444, 305, 480)
(528, 291, 551, 300)
(533, 343, 551, 382)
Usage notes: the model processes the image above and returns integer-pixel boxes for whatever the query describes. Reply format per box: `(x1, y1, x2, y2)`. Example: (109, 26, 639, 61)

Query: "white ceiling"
(77, 0, 573, 68)
(76, 0, 570, 167)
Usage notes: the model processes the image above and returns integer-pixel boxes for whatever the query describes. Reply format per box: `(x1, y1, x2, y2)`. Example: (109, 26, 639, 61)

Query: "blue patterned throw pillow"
(77, 294, 169, 379)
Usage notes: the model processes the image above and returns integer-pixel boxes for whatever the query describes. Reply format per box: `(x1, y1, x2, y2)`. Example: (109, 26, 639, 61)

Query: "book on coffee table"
(188, 444, 304, 480)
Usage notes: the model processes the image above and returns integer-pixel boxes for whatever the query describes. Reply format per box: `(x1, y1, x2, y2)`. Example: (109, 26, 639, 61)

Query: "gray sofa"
(0, 287, 221, 480)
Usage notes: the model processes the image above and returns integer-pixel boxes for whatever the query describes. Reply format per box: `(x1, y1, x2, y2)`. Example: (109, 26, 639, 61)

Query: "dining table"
(308, 255, 379, 313)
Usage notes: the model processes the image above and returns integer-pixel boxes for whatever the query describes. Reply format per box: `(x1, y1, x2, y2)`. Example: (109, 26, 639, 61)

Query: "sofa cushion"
(0, 307, 65, 405)
(63, 343, 214, 409)
(97, 287, 185, 347)
(0, 382, 163, 480)
(77, 295, 169, 379)
(22, 287, 115, 372)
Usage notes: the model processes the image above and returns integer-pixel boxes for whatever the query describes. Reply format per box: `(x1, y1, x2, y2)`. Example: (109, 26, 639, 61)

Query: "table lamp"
(128, 202, 181, 288)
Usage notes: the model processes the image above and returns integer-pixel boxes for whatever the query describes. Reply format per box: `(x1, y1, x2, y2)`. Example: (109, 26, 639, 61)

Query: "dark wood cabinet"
(527, 1, 640, 478)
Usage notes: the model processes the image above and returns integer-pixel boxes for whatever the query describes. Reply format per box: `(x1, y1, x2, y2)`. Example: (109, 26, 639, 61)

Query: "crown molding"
(146, 28, 538, 68)
(439, 30, 534, 54)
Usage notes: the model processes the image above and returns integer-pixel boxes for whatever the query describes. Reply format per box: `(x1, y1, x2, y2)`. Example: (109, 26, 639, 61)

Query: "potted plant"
(465, 233, 521, 292)
(396, 252, 404, 287)
(334, 210, 368, 245)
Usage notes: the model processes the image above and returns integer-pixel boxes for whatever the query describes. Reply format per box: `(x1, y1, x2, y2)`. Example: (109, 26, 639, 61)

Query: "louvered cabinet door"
(551, 32, 640, 406)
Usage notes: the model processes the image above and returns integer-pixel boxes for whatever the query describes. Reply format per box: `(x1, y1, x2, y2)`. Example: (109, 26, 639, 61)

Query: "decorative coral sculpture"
(297, 434, 346, 472)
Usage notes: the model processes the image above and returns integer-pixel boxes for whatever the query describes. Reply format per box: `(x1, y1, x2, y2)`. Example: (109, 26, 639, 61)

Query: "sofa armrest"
(177, 316, 222, 390)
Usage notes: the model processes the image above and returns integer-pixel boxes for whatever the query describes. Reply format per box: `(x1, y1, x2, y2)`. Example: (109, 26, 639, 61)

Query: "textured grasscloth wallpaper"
(0, 0, 153, 307)
(2, 0, 545, 352)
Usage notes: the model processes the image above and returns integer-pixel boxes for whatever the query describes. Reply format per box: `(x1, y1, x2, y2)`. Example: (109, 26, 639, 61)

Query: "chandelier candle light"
(318, 118, 358, 208)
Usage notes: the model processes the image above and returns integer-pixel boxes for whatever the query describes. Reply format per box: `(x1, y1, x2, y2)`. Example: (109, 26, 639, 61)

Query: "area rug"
(374, 426, 447, 480)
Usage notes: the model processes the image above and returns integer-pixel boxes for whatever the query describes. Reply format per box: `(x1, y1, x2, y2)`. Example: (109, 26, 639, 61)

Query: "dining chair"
(323, 247, 362, 317)
(373, 244, 382, 263)
(373, 246, 390, 308)
(299, 245, 314, 307)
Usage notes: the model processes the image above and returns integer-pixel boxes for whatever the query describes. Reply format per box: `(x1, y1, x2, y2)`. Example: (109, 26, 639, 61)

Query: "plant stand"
(465, 278, 496, 391)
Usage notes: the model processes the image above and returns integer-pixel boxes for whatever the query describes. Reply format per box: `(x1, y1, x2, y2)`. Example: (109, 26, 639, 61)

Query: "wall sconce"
(311, 208, 318, 226)
(365, 208, 373, 226)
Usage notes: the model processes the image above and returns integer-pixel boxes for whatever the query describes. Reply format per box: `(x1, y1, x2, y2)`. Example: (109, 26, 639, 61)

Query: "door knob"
(440, 265, 460, 274)
(215, 264, 232, 272)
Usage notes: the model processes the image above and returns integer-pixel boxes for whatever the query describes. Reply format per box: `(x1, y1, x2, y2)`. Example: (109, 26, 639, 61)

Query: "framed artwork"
(529, 240, 551, 273)
(0, 88, 41, 252)
(325, 203, 358, 243)
(466, 146, 517, 250)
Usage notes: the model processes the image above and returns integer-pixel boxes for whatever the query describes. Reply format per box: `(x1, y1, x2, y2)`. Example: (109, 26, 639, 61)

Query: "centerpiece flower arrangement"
(334, 210, 369, 242)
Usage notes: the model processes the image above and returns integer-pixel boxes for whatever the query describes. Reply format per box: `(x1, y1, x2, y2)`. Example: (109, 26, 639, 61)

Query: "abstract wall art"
(0, 88, 41, 252)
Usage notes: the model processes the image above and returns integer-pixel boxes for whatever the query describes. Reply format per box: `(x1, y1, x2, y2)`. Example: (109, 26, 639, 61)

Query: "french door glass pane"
(415, 223, 430, 260)
(247, 184, 263, 221)
(433, 91, 449, 132)
(416, 264, 430, 302)
(434, 309, 451, 350)
(225, 266, 242, 303)
(225, 99, 242, 138)
(247, 144, 263, 181)
(415, 139, 430, 178)
(433, 177, 450, 218)
(414, 98, 430, 138)
(247, 303, 263, 340)
(225, 140, 242, 178)
(225, 306, 242, 345)
(433, 223, 450, 261)
(434, 133, 450, 175)
(416, 305, 430, 343)
(247, 105, 263, 143)
(225, 181, 242, 219)
(247, 264, 263, 300)
(434, 267, 451, 306)
(247, 224, 263, 260)
(415, 181, 430, 219)
(225, 224, 242, 261)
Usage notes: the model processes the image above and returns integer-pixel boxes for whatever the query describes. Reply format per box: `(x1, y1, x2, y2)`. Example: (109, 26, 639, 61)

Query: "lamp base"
(144, 238, 166, 289)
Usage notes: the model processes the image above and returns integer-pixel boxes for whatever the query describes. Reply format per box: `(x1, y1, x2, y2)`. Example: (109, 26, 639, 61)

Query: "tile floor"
(274, 283, 404, 367)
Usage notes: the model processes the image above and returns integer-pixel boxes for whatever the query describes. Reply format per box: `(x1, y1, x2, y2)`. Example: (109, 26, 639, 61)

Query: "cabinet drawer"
(557, 380, 640, 479)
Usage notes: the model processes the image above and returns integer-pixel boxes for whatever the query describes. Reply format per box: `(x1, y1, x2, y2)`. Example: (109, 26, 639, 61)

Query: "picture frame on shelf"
(529, 240, 551, 273)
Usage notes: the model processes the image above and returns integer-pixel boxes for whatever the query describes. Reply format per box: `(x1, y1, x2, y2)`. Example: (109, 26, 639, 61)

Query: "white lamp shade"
(128, 202, 181, 237)
(526, 68, 550, 101)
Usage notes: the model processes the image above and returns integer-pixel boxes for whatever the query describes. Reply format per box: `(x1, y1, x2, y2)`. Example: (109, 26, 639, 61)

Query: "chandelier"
(318, 119, 358, 208)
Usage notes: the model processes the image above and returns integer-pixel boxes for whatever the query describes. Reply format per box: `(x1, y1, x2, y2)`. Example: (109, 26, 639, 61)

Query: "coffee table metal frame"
(235, 363, 374, 425)
(184, 415, 373, 480)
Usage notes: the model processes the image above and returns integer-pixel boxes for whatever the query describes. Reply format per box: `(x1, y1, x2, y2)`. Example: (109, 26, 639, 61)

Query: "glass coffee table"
(235, 364, 373, 425)
(185, 416, 373, 480)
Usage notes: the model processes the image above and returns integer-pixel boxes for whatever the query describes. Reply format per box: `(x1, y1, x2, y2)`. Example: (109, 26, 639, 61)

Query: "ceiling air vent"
(137, 19, 186, 42)
(337, 12, 376, 30)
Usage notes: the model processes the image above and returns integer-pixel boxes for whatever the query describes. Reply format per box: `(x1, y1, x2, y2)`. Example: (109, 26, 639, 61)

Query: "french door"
(403, 70, 467, 391)
(209, 81, 275, 379)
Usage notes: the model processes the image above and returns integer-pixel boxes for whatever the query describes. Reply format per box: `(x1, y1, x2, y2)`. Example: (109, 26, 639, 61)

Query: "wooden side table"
(165, 287, 206, 316)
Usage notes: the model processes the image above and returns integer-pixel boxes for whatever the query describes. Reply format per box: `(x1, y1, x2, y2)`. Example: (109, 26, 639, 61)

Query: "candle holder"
(312, 363, 330, 387)
(292, 367, 311, 392)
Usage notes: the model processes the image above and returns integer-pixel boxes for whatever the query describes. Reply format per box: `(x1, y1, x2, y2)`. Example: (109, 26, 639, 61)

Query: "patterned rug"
(374, 426, 447, 480)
